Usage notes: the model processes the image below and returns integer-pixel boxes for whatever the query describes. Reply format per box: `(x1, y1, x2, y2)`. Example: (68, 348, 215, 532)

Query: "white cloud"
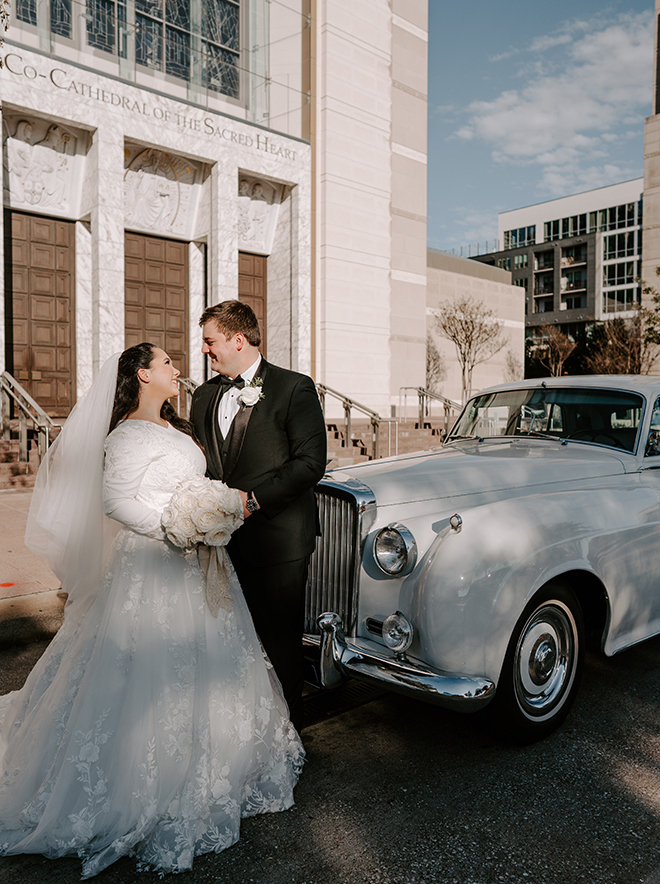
(489, 48, 520, 63)
(529, 33, 572, 52)
(455, 12, 653, 195)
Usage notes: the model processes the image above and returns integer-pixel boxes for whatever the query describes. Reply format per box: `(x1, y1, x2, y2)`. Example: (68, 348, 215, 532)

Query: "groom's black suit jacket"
(190, 358, 327, 567)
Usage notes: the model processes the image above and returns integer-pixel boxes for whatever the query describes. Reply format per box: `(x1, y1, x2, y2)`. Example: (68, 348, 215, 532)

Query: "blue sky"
(427, 1, 654, 252)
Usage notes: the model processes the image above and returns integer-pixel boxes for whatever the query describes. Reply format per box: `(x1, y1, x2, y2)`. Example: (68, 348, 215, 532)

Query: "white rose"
(196, 490, 219, 512)
(239, 386, 261, 407)
(193, 507, 223, 533)
(172, 491, 197, 514)
(204, 526, 231, 547)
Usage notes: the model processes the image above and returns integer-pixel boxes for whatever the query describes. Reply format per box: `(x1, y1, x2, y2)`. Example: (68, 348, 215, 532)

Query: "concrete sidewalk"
(0, 489, 65, 646)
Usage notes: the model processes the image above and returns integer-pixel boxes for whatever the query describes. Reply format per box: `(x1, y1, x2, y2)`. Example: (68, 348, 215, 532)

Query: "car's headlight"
(373, 523, 417, 576)
(382, 611, 414, 653)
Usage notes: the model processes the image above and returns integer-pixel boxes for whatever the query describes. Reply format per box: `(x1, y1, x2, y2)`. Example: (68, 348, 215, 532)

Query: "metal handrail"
(0, 371, 57, 466)
(176, 377, 198, 419)
(398, 386, 462, 435)
(316, 383, 398, 459)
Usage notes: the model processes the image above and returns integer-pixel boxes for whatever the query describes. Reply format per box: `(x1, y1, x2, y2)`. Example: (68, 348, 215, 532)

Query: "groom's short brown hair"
(199, 300, 261, 347)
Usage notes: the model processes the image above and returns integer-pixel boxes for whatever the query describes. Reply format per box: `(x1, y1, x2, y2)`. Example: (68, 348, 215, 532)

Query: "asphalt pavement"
(3, 634, 660, 884)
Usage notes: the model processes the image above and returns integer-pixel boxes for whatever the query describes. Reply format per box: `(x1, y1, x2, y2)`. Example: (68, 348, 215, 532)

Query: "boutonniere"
(238, 376, 264, 409)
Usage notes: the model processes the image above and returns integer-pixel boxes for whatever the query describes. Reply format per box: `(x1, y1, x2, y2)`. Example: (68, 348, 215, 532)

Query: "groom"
(190, 301, 327, 731)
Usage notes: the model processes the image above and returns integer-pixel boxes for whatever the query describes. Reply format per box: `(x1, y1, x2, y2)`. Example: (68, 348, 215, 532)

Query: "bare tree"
(586, 312, 658, 375)
(434, 296, 506, 402)
(531, 326, 576, 377)
(503, 349, 523, 383)
(425, 333, 446, 392)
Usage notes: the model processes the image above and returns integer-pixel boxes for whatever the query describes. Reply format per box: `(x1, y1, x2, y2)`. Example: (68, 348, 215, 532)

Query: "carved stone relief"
(236, 174, 286, 255)
(2, 115, 86, 217)
(124, 145, 204, 239)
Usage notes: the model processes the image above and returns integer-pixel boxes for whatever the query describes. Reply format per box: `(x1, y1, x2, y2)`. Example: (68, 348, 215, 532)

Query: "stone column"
(188, 241, 207, 383)
(75, 221, 93, 397)
(82, 124, 126, 375)
(209, 163, 238, 305)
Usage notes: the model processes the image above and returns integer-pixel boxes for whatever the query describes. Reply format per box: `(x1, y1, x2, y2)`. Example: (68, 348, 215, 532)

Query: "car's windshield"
(448, 387, 644, 453)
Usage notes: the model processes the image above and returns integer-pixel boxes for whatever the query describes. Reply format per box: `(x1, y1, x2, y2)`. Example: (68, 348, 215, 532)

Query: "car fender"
(405, 480, 655, 684)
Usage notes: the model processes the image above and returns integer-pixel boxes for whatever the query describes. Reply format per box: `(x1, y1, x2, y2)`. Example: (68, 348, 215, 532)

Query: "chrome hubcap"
(514, 601, 577, 719)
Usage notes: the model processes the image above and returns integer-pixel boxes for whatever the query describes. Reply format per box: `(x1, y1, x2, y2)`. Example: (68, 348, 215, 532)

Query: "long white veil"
(25, 353, 121, 620)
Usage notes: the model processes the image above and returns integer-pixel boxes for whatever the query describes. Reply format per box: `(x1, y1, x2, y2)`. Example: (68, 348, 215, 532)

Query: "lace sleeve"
(103, 426, 165, 539)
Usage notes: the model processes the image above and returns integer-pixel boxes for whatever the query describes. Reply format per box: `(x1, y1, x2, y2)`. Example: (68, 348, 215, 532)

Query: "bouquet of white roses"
(161, 477, 244, 549)
(161, 478, 244, 618)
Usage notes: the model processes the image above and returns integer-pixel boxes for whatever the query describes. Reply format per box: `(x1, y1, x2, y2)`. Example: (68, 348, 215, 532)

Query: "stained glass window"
(136, 14, 162, 68)
(87, 0, 126, 55)
(204, 41, 239, 98)
(165, 0, 190, 33)
(51, 0, 71, 36)
(204, 0, 238, 50)
(16, 0, 37, 26)
(165, 25, 190, 80)
(84, 0, 239, 100)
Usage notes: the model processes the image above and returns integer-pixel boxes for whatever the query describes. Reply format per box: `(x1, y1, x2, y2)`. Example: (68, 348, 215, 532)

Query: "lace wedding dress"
(0, 420, 304, 878)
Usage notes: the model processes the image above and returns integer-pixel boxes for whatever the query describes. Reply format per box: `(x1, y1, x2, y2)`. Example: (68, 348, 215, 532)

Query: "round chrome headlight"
(382, 611, 414, 654)
(373, 523, 417, 576)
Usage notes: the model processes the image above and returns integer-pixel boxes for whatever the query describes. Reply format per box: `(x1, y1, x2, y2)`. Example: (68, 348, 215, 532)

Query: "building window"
(544, 220, 560, 242)
(534, 250, 554, 271)
(561, 214, 587, 238)
(513, 278, 528, 290)
(535, 271, 554, 295)
(561, 269, 586, 292)
(603, 232, 636, 260)
(561, 294, 586, 310)
(534, 296, 554, 314)
(51, 0, 72, 36)
(16, 0, 37, 25)
(504, 226, 536, 249)
(87, 0, 240, 98)
(497, 257, 511, 271)
(604, 262, 637, 288)
(593, 203, 638, 232)
(514, 254, 528, 269)
(561, 244, 587, 266)
(87, 0, 124, 53)
(603, 287, 640, 313)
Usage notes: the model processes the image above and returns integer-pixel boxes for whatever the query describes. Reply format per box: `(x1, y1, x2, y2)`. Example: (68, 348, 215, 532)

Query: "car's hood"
(326, 438, 630, 508)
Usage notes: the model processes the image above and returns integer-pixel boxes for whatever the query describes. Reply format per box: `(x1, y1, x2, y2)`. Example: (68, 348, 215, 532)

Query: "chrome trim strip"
(311, 613, 495, 712)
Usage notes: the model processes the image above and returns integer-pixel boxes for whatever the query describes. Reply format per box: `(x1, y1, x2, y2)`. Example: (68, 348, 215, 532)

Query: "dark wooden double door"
(4, 210, 75, 416)
(125, 243, 268, 374)
(125, 233, 189, 377)
(239, 252, 267, 357)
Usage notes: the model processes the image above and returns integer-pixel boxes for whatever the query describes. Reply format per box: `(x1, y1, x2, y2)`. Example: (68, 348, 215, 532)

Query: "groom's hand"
(237, 489, 259, 519)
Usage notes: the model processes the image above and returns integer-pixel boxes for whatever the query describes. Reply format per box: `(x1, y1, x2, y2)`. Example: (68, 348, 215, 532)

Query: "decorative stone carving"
(236, 174, 285, 255)
(3, 115, 84, 217)
(124, 145, 204, 239)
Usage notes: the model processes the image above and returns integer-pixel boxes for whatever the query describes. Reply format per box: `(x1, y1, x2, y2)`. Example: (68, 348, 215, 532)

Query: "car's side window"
(646, 397, 660, 457)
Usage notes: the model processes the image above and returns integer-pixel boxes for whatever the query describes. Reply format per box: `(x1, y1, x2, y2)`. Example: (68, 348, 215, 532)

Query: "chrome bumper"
(303, 612, 495, 713)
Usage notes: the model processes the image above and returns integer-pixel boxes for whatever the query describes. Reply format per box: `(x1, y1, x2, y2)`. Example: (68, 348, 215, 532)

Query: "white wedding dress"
(0, 420, 304, 878)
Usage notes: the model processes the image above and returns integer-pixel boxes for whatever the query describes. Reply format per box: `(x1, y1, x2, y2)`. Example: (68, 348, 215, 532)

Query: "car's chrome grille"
(305, 488, 359, 635)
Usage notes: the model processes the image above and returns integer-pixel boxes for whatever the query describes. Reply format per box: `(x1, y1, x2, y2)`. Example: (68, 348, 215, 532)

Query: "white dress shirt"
(217, 355, 262, 439)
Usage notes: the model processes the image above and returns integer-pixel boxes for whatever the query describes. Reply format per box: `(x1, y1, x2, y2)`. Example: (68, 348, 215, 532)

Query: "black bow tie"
(218, 375, 245, 396)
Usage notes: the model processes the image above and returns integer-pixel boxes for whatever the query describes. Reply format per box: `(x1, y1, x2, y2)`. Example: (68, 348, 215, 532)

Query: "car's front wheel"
(481, 582, 584, 744)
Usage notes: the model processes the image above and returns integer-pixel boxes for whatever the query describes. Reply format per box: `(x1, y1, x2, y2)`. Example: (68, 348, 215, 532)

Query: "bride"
(0, 343, 304, 878)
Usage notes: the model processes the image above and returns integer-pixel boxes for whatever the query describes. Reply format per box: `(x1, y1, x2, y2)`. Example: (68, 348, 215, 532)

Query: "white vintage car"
(303, 375, 660, 742)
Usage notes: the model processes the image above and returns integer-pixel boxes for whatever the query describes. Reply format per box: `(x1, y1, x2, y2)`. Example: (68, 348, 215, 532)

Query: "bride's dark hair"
(108, 342, 200, 444)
